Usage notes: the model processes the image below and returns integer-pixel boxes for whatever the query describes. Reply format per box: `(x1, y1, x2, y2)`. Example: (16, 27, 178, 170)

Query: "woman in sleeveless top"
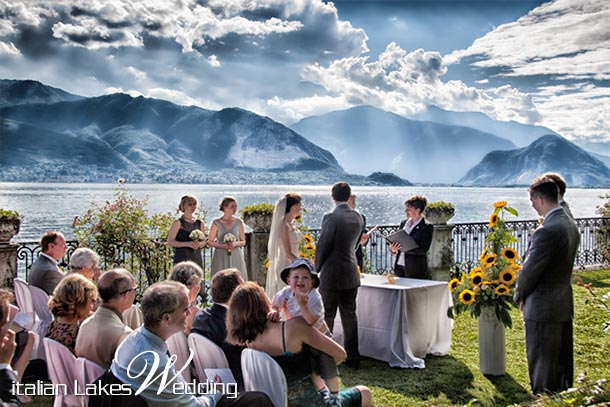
(266, 193, 302, 298)
(227, 282, 372, 407)
(208, 196, 247, 278)
(167, 194, 206, 268)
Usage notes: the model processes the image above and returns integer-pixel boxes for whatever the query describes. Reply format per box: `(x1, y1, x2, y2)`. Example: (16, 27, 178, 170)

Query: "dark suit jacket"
(514, 208, 580, 322)
(315, 203, 363, 290)
(191, 304, 245, 391)
(355, 214, 367, 272)
(28, 254, 64, 295)
(560, 200, 574, 219)
(393, 218, 434, 278)
(0, 368, 20, 407)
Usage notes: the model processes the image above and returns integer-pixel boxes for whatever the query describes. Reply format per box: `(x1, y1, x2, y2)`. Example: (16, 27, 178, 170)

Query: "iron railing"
(15, 217, 610, 295)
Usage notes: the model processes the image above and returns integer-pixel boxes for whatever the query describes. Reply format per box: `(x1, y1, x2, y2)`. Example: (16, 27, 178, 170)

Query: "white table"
(333, 273, 453, 368)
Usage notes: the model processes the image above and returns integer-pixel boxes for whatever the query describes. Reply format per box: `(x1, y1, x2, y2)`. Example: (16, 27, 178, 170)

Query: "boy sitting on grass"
(269, 258, 342, 407)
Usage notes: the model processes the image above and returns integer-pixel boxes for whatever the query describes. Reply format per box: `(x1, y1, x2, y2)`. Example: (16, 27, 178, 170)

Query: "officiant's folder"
(385, 230, 419, 252)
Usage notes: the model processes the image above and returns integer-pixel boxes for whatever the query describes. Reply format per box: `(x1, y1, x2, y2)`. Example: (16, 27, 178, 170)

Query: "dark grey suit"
(514, 207, 580, 394)
(28, 254, 64, 295)
(315, 203, 363, 363)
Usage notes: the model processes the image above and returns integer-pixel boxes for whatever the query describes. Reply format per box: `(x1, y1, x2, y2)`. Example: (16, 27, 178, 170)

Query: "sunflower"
(470, 266, 484, 276)
(305, 243, 315, 251)
(511, 263, 522, 272)
(303, 234, 314, 244)
(448, 278, 460, 292)
(470, 272, 484, 286)
(483, 253, 497, 267)
(494, 200, 507, 208)
(495, 284, 510, 296)
(294, 214, 303, 222)
(460, 273, 466, 283)
(264, 259, 270, 269)
(459, 289, 476, 305)
(499, 268, 517, 285)
(489, 213, 499, 228)
(299, 251, 307, 258)
(501, 247, 518, 263)
(479, 248, 490, 262)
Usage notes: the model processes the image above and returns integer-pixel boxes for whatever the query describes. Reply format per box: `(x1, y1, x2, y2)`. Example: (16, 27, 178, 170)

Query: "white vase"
(478, 306, 506, 376)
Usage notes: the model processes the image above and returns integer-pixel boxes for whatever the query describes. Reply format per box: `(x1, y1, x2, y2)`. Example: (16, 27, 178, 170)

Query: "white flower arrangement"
(224, 233, 237, 255)
(189, 229, 206, 242)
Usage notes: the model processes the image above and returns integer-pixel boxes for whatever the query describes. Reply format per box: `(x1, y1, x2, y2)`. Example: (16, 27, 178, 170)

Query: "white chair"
(43, 338, 84, 407)
(241, 348, 287, 407)
(166, 332, 192, 382)
(13, 278, 36, 329)
(29, 284, 53, 359)
(122, 304, 143, 330)
(187, 334, 230, 381)
(77, 357, 106, 406)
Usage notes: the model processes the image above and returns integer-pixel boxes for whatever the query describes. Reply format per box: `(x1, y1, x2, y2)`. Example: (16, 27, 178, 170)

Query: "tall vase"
(478, 305, 506, 376)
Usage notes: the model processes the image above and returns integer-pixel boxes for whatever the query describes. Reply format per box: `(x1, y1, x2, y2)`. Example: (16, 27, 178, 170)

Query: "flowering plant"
(189, 229, 206, 242)
(295, 213, 316, 263)
(448, 201, 520, 328)
(224, 233, 236, 255)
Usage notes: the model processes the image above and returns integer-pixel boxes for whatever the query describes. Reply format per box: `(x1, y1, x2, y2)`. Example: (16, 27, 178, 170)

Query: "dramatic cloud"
(444, 0, 610, 140)
(269, 42, 541, 125)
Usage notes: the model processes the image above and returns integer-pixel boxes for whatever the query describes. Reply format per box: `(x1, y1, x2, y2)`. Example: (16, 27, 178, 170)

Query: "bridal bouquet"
(224, 233, 236, 255)
(448, 201, 520, 328)
(189, 229, 206, 243)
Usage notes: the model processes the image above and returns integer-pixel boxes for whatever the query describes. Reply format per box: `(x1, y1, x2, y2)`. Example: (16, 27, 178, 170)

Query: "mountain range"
(1, 79, 608, 186)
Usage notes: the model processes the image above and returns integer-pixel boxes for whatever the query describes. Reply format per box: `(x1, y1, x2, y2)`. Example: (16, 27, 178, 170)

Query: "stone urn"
(0, 218, 20, 244)
(478, 306, 506, 376)
(425, 202, 455, 225)
(242, 212, 273, 233)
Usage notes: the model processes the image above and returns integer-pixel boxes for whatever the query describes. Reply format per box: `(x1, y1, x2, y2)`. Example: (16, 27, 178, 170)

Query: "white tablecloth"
(333, 274, 453, 368)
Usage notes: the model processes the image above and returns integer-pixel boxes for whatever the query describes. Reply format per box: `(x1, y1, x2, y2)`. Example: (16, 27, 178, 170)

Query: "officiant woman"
(389, 195, 433, 279)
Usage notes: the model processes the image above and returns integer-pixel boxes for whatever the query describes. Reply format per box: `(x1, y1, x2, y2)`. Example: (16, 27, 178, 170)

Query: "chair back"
(78, 357, 106, 384)
(122, 304, 143, 330)
(29, 284, 53, 332)
(43, 338, 84, 407)
(241, 348, 287, 407)
(13, 278, 36, 327)
(187, 334, 230, 381)
(166, 332, 192, 382)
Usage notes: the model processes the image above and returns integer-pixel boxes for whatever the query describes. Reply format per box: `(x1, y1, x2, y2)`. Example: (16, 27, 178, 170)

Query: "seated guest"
(75, 269, 135, 368)
(227, 282, 373, 407)
(110, 281, 273, 407)
(46, 274, 98, 354)
(68, 248, 102, 283)
(191, 268, 245, 391)
(28, 231, 67, 295)
(0, 288, 22, 407)
(168, 261, 203, 334)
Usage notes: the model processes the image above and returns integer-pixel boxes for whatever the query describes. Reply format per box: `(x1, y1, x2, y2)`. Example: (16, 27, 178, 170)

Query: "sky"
(0, 0, 608, 144)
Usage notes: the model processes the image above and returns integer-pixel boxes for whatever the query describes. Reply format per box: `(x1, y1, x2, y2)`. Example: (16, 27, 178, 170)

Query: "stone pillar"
(242, 213, 272, 287)
(428, 223, 455, 282)
(0, 218, 20, 288)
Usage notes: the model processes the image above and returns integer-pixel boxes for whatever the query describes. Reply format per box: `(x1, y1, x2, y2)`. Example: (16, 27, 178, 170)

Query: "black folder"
(385, 230, 419, 252)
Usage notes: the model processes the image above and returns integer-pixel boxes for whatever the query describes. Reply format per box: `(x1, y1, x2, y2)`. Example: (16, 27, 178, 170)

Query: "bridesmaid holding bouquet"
(166, 194, 206, 268)
(208, 196, 247, 278)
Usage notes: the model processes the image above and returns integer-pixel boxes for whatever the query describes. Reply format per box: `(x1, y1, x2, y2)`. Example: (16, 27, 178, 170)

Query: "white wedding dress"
(266, 196, 302, 299)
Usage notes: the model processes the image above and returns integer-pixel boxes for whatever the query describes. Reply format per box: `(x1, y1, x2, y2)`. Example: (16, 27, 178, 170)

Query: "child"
(270, 258, 341, 407)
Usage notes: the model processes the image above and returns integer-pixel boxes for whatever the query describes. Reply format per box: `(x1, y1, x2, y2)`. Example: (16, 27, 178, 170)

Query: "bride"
(266, 193, 302, 298)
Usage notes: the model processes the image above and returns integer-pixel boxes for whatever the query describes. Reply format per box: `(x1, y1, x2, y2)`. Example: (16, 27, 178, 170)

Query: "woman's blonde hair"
(178, 195, 198, 212)
(219, 196, 236, 212)
(49, 274, 97, 320)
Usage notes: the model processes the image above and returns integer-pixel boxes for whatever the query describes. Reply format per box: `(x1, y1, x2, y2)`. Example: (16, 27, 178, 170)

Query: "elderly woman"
(227, 282, 372, 407)
(69, 247, 101, 283)
(389, 194, 434, 279)
(168, 261, 203, 334)
(46, 273, 98, 354)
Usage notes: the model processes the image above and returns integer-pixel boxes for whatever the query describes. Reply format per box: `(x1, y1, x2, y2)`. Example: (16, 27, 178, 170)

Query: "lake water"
(0, 182, 607, 241)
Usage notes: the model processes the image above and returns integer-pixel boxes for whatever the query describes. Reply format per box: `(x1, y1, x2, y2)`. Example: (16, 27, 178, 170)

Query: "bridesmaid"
(208, 196, 247, 278)
(166, 194, 206, 268)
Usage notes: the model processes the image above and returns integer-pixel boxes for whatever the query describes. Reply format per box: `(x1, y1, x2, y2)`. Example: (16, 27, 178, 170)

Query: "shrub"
(0, 209, 20, 219)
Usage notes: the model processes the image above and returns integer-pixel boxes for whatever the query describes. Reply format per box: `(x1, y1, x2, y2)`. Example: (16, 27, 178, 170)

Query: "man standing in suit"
(514, 177, 580, 394)
(316, 182, 363, 368)
(191, 268, 245, 391)
(76, 269, 136, 368)
(28, 231, 67, 295)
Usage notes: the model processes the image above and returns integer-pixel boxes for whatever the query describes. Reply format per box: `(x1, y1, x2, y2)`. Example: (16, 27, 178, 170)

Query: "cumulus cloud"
(267, 42, 541, 125)
(444, 0, 610, 140)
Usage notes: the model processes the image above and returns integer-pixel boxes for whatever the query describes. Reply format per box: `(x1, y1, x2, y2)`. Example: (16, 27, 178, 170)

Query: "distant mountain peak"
(0, 79, 83, 107)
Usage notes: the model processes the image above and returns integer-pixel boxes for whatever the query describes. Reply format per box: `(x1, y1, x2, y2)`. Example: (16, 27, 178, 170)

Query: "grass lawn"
(28, 270, 610, 407)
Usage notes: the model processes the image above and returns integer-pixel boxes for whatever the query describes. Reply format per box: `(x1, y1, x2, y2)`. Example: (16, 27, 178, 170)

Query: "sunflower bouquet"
(295, 213, 316, 263)
(448, 201, 520, 328)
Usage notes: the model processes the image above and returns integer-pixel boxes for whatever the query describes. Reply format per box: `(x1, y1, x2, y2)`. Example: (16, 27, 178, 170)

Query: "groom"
(315, 182, 364, 368)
